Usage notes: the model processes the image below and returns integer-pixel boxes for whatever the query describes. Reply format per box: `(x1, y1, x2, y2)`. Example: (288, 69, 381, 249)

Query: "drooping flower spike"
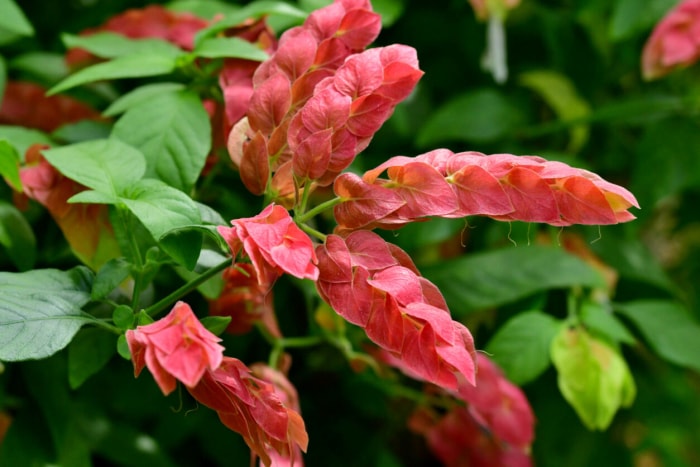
(333, 149, 639, 232)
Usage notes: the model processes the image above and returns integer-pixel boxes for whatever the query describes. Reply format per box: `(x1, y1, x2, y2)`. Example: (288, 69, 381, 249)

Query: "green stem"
(298, 222, 327, 242)
(84, 313, 122, 335)
(296, 196, 343, 224)
(143, 259, 231, 318)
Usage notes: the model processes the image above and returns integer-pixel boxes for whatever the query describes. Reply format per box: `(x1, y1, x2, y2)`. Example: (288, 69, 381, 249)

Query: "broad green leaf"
(67, 327, 116, 389)
(112, 305, 134, 330)
(0, 200, 36, 271)
(486, 310, 561, 385)
(609, 0, 676, 41)
(0, 267, 95, 361)
(615, 300, 700, 372)
(120, 178, 202, 269)
(0, 0, 34, 38)
(112, 90, 211, 192)
(0, 125, 52, 157)
(68, 189, 119, 205)
(194, 1, 307, 46)
(0, 139, 21, 191)
(519, 70, 591, 153)
(193, 36, 269, 60)
(9, 52, 69, 85)
(417, 88, 524, 146)
(103, 82, 186, 117)
(51, 120, 112, 144)
(423, 245, 605, 314)
(43, 139, 146, 197)
(62, 32, 183, 60)
(48, 52, 184, 95)
(580, 300, 635, 345)
(91, 257, 131, 300)
(551, 326, 636, 430)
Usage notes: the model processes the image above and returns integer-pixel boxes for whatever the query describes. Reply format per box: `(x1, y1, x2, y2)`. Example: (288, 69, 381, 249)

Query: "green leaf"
(486, 310, 561, 385)
(112, 90, 211, 192)
(0, 139, 21, 191)
(62, 32, 184, 60)
(580, 300, 636, 345)
(609, 0, 676, 41)
(67, 327, 116, 389)
(0, 125, 52, 157)
(174, 249, 227, 299)
(423, 245, 606, 314)
(194, 1, 307, 46)
(518, 70, 591, 153)
(112, 305, 134, 330)
(615, 300, 700, 372)
(43, 138, 147, 197)
(51, 119, 112, 144)
(200, 316, 232, 336)
(92, 258, 131, 300)
(167, 0, 240, 18)
(48, 52, 183, 95)
(0, 200, 36, 271)
(0, 0, 34, 38)
(116, 334, 131, 359)
(120, 178, 202, 269)
(193, 36, 269, 60)
(0, 267, 95, 361)
(103, 82, 186, 117)
(9, 52, 69, 85)
(551, 326, 636, 430)
(417, 88, 524, 146)
(68, 189, 119, 204)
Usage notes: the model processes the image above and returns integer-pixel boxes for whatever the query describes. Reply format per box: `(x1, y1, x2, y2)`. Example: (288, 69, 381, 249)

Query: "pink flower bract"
(126, 301, 225, 395)
(218, 204, 319, 285)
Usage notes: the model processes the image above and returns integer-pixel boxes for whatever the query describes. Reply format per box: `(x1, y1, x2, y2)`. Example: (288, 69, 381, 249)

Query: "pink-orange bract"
(217, 203, 319, 285)
(125, 301, 225, 395)
(408, 354, 534, 467)
(187, 357, 308, 467)
(642, 0, 700, 80)
(334, 149, 639, 232)
(315, 230, 477, 389)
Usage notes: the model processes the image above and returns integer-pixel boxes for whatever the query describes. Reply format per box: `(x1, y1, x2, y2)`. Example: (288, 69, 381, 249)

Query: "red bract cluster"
(642, 0, 700, 80)
(315, 230, 477, 389)
(0, 81, 102, 132)
(217, 203, 319, 285)
(228, 0, 423, 198)
(127, 302, 307, 466)
(187, 358, 309, 467)
(334, 149, 639, 232)
(409, 354, 534, 467)
(208, 263, 280, 336)
(126, 301, 225, 395)
(65, 5, 208, 67)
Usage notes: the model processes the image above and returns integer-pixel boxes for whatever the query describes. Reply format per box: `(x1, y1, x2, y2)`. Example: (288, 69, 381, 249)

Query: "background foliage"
(1, 0, 699, 466)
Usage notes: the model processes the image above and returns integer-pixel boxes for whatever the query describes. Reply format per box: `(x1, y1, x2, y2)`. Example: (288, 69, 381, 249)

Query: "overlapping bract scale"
(315, 230, 477, 389)
(333, 149, 639, 231)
